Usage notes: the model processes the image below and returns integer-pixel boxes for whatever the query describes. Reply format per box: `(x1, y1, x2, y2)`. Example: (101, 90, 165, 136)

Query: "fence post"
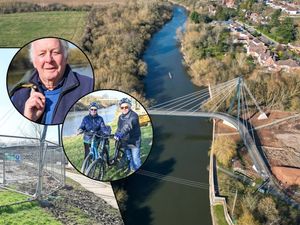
(58, 125, 66, 186)
(2, 151, 6, 185)
(36, 141, 46, 199)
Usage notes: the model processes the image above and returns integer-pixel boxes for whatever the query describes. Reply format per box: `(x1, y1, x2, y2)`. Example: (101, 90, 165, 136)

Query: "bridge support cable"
(0, 107, 15, 126)
(242, 85, 257, 144)
(137, 170, 210, 189)
(200, 83, 235, 111)
(164, 91, 211, 113)
(166, 95, 209, 115)
(243, 83, 268, 120)
(206, 77, 239, 98)
(153, 91, 210, 112)
(149, 78, 239, 111)
(208, 84, 238, 113)
(148, 89, 209, 110)
(203, 82, 238, 113)
(163, 80, 238, 115)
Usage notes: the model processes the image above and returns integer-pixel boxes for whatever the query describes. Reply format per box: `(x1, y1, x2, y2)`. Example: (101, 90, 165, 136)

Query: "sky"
(0, 49, 59, 143)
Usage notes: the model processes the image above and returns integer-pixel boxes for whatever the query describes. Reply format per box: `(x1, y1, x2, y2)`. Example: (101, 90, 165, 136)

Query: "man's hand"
(23, 89, 45, 122)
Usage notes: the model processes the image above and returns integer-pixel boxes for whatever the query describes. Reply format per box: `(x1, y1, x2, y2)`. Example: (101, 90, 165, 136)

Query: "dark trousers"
(84, 143, 90, 159)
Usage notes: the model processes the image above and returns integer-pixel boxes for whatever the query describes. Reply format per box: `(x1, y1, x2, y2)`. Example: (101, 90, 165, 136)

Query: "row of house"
(230, 23, 300, 72)
(266, 0, 300, 15)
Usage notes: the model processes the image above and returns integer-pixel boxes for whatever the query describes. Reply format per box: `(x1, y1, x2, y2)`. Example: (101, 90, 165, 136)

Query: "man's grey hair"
(29, 38, 69, 62)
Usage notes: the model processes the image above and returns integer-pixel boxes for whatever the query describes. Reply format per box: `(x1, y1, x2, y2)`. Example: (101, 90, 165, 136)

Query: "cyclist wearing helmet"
(77, 102, 109, 159)
(114, 97, 141, 172)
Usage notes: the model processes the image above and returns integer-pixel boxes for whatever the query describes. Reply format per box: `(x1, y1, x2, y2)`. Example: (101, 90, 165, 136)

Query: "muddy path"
(44, 185, 124, 225)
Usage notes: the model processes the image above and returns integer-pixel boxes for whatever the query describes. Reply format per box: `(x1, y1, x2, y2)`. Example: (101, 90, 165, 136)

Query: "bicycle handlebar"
(78, 130, 116, 139)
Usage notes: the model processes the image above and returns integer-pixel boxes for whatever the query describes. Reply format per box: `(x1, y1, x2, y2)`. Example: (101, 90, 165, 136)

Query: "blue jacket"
(11, 64, 94, 124)
(117, 109, 141, 147)
(79, 114, 109, 143)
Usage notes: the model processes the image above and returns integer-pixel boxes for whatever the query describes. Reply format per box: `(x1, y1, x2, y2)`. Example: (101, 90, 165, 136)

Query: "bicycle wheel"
(81, 154, 93, 174)
(86, 158, 106, 180)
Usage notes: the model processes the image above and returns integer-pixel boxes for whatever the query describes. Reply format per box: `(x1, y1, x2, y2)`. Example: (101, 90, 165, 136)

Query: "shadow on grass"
(0, 201, 37, 214)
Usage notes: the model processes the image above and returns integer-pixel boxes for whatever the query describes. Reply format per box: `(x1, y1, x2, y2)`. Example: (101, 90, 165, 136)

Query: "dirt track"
(272, 166, 300, 186)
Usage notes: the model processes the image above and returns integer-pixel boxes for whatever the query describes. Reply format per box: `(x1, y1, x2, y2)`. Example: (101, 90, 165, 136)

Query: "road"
(235, 20, 279, 46)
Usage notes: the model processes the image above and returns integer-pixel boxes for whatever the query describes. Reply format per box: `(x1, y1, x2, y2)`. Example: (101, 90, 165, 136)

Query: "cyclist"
(77, 102, 109, 159)
(114, 98, 141, 172)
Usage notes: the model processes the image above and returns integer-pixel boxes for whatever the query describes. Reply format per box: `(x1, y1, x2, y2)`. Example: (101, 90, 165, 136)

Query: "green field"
(0, 189, 61, 225)
(0, 11, 87, 47)
(213, 204, 228, 225)
(63, 124, 153, 180)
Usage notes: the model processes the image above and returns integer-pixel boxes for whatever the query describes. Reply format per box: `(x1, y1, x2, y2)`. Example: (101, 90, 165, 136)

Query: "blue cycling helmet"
(89, 102, 100, 109)
(119, 97, 132, 106)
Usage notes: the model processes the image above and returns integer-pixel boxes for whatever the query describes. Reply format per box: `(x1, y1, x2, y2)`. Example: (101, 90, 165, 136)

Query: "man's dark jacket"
(116, 109, 141, 147)
(11, 64, 93, 124)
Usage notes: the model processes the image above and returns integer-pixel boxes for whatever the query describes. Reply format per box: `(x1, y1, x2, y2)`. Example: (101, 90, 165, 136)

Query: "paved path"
(66, 170, 119, 209)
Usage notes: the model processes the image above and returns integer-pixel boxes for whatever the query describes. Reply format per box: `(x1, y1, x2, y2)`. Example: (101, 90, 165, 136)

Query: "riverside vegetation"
(81, 1, 172, 103)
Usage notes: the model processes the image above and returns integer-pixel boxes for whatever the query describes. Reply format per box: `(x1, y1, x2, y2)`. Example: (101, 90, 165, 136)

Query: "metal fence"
(0, 136, 65, 206)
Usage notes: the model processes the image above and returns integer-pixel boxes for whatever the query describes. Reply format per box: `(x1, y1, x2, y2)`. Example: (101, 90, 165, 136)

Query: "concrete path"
(66, 170, 119, 209)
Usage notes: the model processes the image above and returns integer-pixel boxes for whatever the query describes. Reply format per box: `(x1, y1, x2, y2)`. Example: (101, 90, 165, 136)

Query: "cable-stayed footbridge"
(147, 77, 271, 182)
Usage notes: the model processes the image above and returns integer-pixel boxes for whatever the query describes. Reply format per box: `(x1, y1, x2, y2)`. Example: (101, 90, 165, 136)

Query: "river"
(63, 105, 117, 136)
(112, 6, 213, 225)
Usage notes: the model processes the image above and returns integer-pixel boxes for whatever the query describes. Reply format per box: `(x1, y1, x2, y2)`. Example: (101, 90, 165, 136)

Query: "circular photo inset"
(62, 90, 153, 181)
(7, 37, 94, 125)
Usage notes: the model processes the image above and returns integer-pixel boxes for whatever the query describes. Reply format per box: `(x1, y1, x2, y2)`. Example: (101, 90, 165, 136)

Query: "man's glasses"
(120, 106, 129, 110)
(90, 109, 97, 111)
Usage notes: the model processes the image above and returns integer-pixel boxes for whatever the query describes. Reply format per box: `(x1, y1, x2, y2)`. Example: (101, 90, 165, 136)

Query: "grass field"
(0, 11, 87, 47)
(213, 204, 228, 225)
(0, 0, 124, 6)
(0, 189, 61, 225)
(63, 124, 153, 180)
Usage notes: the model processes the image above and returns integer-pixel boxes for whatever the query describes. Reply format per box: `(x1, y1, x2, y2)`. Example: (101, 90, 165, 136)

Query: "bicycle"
(85, 135, 129, 181)
(80, 130, 111, 175)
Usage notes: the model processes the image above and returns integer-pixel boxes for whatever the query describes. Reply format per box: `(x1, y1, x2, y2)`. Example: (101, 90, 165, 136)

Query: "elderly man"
(114, 97, 142, 172)
(10, 38, 93, 124)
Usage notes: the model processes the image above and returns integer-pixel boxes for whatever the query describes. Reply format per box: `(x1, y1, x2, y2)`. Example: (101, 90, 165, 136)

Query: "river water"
(112, 6, 212, 225)
(63, 105, 117, 136)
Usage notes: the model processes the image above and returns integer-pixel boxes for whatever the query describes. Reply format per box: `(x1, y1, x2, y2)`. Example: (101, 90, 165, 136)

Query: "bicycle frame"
(89, 133, 100, 161)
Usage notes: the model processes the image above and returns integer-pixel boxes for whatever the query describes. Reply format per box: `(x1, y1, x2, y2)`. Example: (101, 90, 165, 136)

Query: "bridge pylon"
(227, 76, 268, 122)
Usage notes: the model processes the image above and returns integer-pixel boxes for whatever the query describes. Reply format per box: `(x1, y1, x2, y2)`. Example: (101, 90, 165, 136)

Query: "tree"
(190, 11, 212, 24)
(270, 9, 281, 27)
(237, 209, 260, 225)
(242, 192, 258, 212)
(211, 136, 237, 167)
(257, 197, 279, 223)
(190, 11, 200, 23)
(275, 17, 297, 43)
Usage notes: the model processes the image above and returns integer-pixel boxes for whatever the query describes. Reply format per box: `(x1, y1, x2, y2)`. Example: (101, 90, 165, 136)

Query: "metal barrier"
(0, 136, 65, 206)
